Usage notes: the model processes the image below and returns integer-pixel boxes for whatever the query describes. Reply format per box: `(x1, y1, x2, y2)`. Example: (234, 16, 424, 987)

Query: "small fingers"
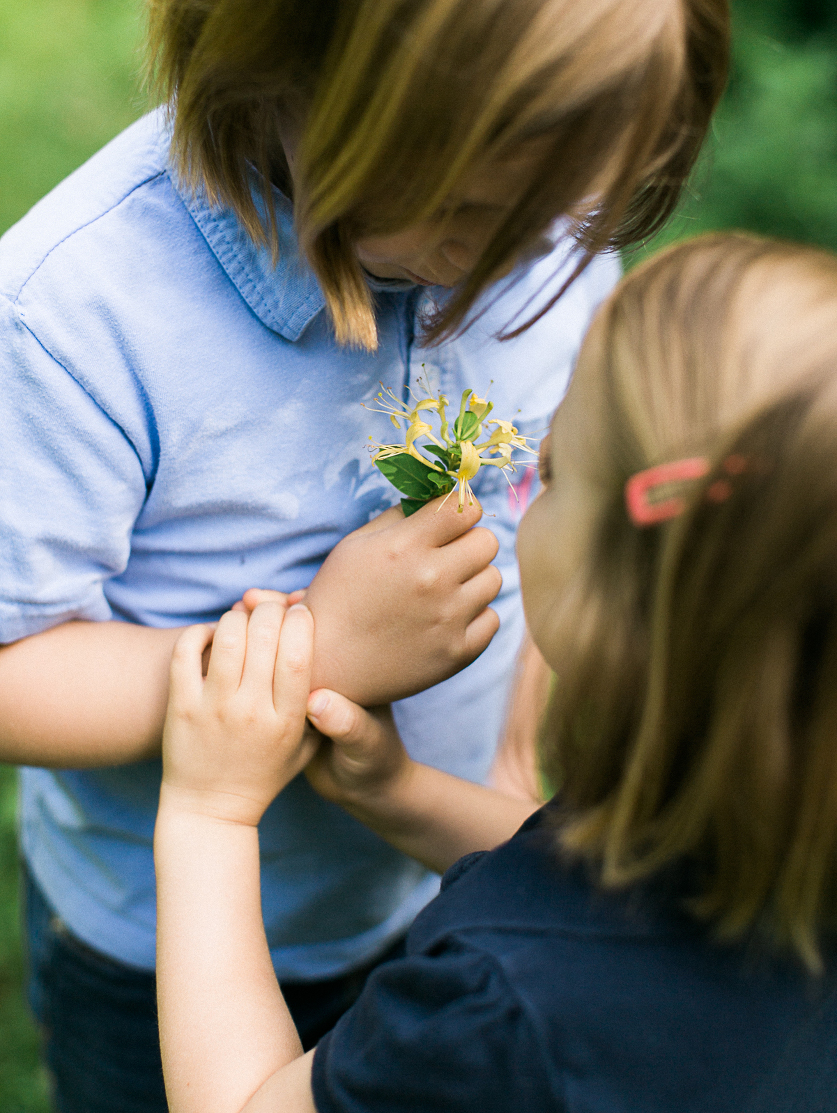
(443, 525, 500, 583)
(240, 588, 290, 612)
(204, 609, 248, 694)
(273, 604, 314, 719)
(307, 689, 398, 777)
(350, 505, 405, 536)
(306, 688, 368, 743)
(463, 606, 501, 663)
(406, 493, 482, 547)
(170, 623, 216, 707)
(459, 563, 503, 619)
(238, 601, 284, 699)
(307, 695, 403, 790)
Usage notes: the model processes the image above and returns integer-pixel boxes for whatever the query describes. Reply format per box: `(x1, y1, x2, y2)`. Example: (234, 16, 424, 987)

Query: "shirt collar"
(173, 174, 327, 342)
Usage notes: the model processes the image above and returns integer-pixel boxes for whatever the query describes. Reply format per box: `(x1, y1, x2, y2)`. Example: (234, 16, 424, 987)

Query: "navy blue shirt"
(312, 806, 837, 1111)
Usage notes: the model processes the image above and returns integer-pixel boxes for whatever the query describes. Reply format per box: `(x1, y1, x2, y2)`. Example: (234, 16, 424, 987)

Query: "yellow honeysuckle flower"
(370, 442, 407, 461)
(413, 398, 443, 415)
(365, 384, 445, 428)
(405, 418, 441, 462)
(485, 418, 516, 436)
(477, 419, 536, 456)
(367, 382, 535, 514)
(468, 395, 493, 421)
(459, 440, 481, 478)
(439, 440, 482, 511)
(370, 440, 444, 471)
(482, 443, 514, 464)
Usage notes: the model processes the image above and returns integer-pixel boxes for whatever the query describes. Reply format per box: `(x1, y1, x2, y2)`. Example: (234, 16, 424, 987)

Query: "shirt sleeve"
(311, 943, 557, 1113)
(0, 295, 148, 642)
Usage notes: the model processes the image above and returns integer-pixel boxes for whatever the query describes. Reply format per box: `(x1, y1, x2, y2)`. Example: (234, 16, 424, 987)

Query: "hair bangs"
(150, 0, 728, 349)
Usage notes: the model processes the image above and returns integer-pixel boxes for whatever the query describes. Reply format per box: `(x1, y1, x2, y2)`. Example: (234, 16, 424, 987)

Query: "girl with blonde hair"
(0, 1, 726, 1108)
(157, 234, 837, 1111)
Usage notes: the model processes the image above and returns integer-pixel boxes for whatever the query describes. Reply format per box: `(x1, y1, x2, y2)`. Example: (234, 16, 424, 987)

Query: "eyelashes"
(538, 434, 552, 485)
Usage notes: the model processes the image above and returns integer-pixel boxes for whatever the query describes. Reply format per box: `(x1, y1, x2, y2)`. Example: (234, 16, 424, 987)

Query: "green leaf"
(375, 453, 442, 499)
(424, 469, 455, 493)
(424, 444, 454, 469)
(453, 411, 480, 441)
(399, 476, 455, 517)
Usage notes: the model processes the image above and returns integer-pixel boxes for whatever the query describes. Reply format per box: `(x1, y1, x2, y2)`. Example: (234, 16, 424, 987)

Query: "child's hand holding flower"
(233, 498, 502, 708)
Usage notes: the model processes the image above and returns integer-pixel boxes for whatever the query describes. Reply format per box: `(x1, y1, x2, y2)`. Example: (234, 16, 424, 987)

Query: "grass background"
(0, 0, 836, 1107)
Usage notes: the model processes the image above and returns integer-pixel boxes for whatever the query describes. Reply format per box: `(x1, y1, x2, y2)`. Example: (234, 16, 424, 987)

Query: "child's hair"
(541, 233, 837, 971)
(147, 0, 729, 349)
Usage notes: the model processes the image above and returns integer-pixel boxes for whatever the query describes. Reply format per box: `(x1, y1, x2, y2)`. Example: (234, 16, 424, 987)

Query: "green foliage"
(453, 410, 481, 442)
(374, 453, 455, 515)
(0, 7, 148, 1101)
(0, 768, 49, 1113)
(739, 0, 837, 41)
(424, 444, 455, 468)
(0, 0, 148, 236)
(634, 0, 837, 262)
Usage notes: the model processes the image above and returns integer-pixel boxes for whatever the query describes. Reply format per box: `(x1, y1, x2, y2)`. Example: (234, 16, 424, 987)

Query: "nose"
(438, 238, 480, 275)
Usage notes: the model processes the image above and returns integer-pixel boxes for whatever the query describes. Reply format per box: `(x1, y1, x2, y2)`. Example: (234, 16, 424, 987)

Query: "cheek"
(517, 493, 559, 638)
(355, 226, 435, 264)
(518, 482, 597, 669)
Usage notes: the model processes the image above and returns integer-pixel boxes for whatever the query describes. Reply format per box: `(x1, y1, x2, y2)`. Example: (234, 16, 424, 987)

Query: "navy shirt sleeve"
(311, 941, 558, 1113)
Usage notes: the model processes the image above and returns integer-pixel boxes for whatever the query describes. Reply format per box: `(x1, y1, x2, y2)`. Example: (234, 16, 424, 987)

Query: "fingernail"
(288, 603, 310, 614)
(307, 691, 329, 718)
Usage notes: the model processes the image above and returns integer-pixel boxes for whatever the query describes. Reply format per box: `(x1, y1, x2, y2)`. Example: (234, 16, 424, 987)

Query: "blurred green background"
(639, 0, 837, 258)
(0, 0, 835, 1108)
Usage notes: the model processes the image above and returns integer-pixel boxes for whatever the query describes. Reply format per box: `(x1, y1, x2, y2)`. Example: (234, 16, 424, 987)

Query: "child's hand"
(240, 498, 501, 707)
(231, 588, 304, 612)
(304, 688, 411, 807)
(304, 685, 539, 877)
(160, 602, 318, 827)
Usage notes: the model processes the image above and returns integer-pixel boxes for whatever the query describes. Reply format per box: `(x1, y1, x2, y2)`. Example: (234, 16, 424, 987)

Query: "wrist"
(157, 781, 264, 830)
(154, 799, 261, 892)
(154, 795, 262, 891)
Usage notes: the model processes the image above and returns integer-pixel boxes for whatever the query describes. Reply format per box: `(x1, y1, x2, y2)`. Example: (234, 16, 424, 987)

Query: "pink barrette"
(625, 454, 748, 527)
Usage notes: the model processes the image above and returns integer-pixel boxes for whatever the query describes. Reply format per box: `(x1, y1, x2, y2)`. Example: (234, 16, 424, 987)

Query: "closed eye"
(434, 202, 511, 226)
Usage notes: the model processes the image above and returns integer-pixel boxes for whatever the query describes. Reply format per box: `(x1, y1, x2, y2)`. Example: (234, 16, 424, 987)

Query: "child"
(157, 234, 837, 1112)
(0, 0, 727, 1107)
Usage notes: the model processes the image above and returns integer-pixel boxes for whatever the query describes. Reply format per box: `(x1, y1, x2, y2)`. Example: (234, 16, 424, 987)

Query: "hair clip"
(625, 454, 748, 527)
(625, 457, 709, 526)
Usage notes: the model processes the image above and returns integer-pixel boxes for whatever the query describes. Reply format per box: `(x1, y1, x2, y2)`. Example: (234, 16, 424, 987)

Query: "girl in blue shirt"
(0, 0, 727, 1108)
(158, 233, 837, 1111)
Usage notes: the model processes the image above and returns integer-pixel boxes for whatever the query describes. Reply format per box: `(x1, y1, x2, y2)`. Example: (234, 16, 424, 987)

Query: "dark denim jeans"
(24, 866, 404, 1113)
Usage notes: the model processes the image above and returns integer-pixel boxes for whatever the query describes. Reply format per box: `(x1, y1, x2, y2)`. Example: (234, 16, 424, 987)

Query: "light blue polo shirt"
(0, 109, 618, 977)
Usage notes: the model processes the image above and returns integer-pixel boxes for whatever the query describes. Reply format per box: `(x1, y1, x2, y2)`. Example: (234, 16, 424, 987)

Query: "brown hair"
(541, 233, 837, 970)
(147, 0, 729, 349)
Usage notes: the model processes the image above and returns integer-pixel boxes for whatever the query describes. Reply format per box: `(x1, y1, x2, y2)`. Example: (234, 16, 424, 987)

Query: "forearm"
(0, 620, 183, 766)
(338, 763, 538, 875)
(154, 795, 310, 1113)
